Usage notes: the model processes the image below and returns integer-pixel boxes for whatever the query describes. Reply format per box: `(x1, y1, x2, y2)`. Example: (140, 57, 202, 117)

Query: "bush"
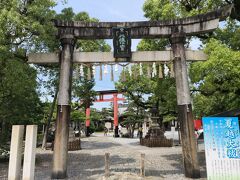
(95, 125, 105, 132)
(122, 133, 131, 138)
(0, 147, 10, 162)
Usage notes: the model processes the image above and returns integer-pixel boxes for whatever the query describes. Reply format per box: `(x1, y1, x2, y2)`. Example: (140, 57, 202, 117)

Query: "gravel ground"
(0, 132, 206, 180)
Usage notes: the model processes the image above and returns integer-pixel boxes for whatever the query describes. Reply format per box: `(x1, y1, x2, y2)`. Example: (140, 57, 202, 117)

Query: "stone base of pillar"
(52, 105, 70, 179)
(86, 127, 90, 137)
(51, 171, 67, 179)
(178, 104, 200, 178)
(114, 126, 119, 137)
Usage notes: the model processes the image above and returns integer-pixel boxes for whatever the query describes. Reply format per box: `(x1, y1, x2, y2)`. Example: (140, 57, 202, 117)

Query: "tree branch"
(127, 90, 151, 109)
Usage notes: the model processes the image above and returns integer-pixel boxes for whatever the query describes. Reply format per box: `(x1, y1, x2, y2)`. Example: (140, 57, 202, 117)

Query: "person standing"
(104, 127, 108, 136)
(139, 125, 143, 139)
(118, 125, 122, 136)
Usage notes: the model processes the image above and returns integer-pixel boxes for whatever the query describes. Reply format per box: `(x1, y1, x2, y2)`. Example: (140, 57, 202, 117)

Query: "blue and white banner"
(203, 117, 240, 180)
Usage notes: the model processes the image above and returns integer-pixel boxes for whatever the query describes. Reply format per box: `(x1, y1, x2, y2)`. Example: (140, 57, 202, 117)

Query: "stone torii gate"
(28, 5, 232, 179)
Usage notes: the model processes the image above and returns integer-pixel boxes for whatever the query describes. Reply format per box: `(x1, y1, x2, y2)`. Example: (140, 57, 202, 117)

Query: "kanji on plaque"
(113, 27, 131, 59)
(203, 117, 240, 180)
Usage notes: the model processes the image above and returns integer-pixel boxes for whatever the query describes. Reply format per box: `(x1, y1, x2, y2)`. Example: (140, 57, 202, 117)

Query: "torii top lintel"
(95, 90, 125, 102)
(54, 5, 233, 39)
(96, 90, 123, 95)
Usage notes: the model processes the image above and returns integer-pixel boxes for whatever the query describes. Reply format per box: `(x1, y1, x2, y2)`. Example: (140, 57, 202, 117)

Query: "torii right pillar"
(170, 32, 200, 178)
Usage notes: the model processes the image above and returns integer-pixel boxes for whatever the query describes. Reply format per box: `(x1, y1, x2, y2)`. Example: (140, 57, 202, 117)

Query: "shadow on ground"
(128, 141, 141, 146)
(35, 152, 136, 179)
(159, 151, 206, 178)
(1, 138, 207, 180)
(81, 140, 121, 150)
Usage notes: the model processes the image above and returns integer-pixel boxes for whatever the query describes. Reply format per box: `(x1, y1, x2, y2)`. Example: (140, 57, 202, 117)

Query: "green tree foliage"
(116, 65, 154, 109)
(0, 59, 43, 143)
(121, 106, 145, 138)
(0, 0, 57, 144)
(143, 0, 239, 20)
(214, 19, 240, 50)
(70, 107, 106, 133)
(190, 39, 240, 118)
(137, 39, 170, 51)
(0, 0, 57, 58)
(116, 64, 177, 128)
(143, 0, 179, 20)
(89, 108, 105, 132)
(0, 60, 43, 124)
(101, 108, 113, 120)
(143, 0, 240, 46)
(71, 109, 85, 123)
(140, 0, 240, 119)
(73, 74, 97, 110)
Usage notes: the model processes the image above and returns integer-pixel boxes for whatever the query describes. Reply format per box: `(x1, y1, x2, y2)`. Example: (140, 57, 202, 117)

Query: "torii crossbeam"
(28, 50, 207, 64)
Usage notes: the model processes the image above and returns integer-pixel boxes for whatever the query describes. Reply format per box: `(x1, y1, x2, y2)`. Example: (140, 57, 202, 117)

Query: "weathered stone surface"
(52, 34, 75, 179)
(68, 139, 81, 151)
(171, 33, 200, 178)
(68, 126, 81, 151)
(140, 138, 173, 147)
(53, 5, 232, 39)
(27, 50, 207, 64)
(28, 52, 59, 64)
(8, 125, 24, 180)
(54, 5, 232, 28)
(22, 125, 38, 180)
(52, 105, 70, 179)
(141, 110, 173, 148)
(178, 104, 200, 178)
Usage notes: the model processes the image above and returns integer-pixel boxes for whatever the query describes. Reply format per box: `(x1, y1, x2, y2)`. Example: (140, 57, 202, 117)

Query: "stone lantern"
(148, 107, 165, 139)
(140, 107, 172, 147)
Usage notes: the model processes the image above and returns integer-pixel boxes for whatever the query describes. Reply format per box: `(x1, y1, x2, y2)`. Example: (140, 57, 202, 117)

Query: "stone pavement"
(0, 132, 207, 180)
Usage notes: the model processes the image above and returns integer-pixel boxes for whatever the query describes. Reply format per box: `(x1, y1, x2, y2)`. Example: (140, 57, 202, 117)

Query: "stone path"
(0, 132, 207, 180)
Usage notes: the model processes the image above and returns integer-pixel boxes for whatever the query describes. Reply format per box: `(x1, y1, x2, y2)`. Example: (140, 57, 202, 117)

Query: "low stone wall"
(140, 138, 173, 147)
(50, 139, 81, 151)
(68, 139, 81, 151)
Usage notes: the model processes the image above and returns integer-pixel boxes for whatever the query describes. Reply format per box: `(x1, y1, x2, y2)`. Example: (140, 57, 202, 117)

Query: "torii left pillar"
(52, 34, 75, 179)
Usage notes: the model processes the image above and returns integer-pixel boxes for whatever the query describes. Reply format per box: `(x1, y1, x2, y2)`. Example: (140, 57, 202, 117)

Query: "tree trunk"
(79, 121, 81, 137)
(131, 123, 136, 138)
(41, 88, 58, 150)
(0, 120, 7, 144)
(177, 121, 181, 144)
